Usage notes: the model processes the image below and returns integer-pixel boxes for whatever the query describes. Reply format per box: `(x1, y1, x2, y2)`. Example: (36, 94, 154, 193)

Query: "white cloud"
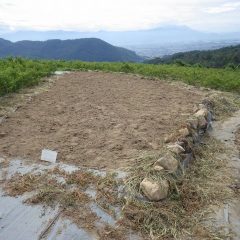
(0, 0, 239, 32)
(205, 1, 240, 14)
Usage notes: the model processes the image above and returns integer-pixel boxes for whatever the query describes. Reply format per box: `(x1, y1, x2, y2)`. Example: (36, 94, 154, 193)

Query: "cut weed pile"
(3, 169, 101, 229)
(206, 93, 240, 120)
(66, 170, 99, 188)
(4, 173, 49, 196)
(96, 173, 124, 213)
(122, 136, 233, 239)
(3, 168, 126, 234)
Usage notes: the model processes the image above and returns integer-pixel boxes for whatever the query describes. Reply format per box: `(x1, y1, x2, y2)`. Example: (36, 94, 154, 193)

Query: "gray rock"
(178, 128, 190, 138)
(154, 165, 164, 171)
(194, 108, 208, 119)
(140, 178, 169, 201)
(197, 115, 208, 129)
(167, 144, 185, 155)
(164, 133, 175, 143)
(187, 117, 199, 130)
(154, 152, 179, 172)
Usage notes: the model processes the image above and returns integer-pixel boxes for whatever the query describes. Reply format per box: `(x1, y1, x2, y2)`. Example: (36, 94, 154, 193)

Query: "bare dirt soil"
(235, 128, 240, 152)
(0, 71, 205, 169)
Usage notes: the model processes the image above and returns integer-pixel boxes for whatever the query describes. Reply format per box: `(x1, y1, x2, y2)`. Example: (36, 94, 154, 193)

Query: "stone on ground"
(178, 128, 190, 138)
(140, 178, 169, 201)
(154, 152, 179, 172)
(154, 165, 164, 171)
(167, 144, 185, 155)
(187, 117, 199, 130)
(194, 108, 208, 118)
(197, 115, 208, 129)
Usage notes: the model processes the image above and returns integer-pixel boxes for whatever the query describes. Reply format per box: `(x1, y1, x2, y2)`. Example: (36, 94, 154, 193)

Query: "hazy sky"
(0, 0, 239, 32)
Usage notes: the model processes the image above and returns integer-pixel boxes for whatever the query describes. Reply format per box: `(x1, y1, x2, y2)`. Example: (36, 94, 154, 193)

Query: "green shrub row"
(0, 58, 240, 96)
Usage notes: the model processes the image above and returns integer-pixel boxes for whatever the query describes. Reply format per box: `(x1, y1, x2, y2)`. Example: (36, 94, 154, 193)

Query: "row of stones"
(140, 102, 212, 201)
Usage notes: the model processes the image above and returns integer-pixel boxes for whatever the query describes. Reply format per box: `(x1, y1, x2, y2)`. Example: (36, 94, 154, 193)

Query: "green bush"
(120, 63, 134, 73)
(0, 58, 54, 96)
(174, 59, 188, 66)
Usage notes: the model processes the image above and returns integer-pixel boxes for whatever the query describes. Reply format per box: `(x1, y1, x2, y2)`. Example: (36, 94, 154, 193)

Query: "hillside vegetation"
(0, 58, 240, 96)
(147, 44, 240, 68)
(0, 38, 142, 62)
(0, 58, 55, 96)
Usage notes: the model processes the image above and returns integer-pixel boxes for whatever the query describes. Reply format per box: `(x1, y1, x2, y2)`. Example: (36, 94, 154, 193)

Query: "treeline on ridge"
(147, 44, 240, 68)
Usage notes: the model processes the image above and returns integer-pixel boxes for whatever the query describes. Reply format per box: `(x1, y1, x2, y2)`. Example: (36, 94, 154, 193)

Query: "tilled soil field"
(0, 71, 205, 169)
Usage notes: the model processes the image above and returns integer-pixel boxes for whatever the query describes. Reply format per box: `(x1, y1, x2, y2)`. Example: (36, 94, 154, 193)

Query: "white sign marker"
(41, 149, 58, 163)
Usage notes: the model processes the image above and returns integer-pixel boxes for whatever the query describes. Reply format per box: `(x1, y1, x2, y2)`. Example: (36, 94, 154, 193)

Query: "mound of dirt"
(0, 72, 205, 169)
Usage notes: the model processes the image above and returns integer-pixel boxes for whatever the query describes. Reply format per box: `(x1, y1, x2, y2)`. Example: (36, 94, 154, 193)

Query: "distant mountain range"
(1, 25, 240, 46)
(146, 44, 240, 68)
(0, 38, 143, 62)
(1, 25, 240, 58)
